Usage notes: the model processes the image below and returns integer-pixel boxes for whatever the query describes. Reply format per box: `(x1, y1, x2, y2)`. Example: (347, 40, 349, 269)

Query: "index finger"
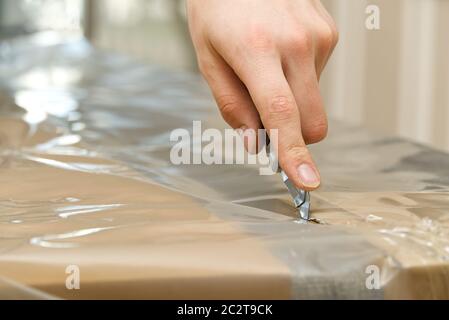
(237, 58, 321, 190)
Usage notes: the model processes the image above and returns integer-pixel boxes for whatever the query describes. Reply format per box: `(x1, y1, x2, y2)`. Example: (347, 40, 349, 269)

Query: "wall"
(321, 0, 449, 151)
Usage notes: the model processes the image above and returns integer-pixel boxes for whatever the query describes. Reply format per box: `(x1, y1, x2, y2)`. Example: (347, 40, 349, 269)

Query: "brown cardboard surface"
(0, 34, 448, 299)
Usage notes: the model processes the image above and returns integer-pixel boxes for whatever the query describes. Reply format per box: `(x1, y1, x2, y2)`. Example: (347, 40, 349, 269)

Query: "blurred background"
(1, 0, 448, 152)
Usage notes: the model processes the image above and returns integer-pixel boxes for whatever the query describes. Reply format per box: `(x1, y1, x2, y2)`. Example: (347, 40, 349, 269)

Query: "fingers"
(238, 58, 321, 190)
(284, 61, 328, 145)
(197, 51, 262, 132)
(197, 51, 263, 153)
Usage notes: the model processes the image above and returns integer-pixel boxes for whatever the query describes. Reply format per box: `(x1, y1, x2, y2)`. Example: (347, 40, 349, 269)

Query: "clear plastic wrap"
(0, 33, 448, 299)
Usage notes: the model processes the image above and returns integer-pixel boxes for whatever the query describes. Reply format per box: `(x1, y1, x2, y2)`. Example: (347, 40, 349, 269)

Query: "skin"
(186, 0, 338, 191)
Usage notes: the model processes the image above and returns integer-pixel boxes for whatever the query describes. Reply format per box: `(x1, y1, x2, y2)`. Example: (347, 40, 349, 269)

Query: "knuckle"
(319, 26, 335, 46)
(244, 27, 275, 53)
(324, 20, 339, 49)
(266, 95, 297, 121)
(216, 95, 240, 119)
(283, 144, 309, 160)
(286, 31, 313, 55)
(303, 118, 328, 144)
(316, 24, 336, 54)
(329, 20, 339, 46)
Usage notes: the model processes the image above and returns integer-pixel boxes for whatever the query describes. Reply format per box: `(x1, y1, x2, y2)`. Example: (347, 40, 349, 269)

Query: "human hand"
(187, 0, 338, 190)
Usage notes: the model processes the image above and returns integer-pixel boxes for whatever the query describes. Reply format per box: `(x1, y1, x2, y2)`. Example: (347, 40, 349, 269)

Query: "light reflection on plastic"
(30, 226, 115, 249)
(35, 134, 81, 150)
(23, 108, 47, 124)
(57, 204, 123, 219)
(15, 89, 79, 125)
(71, 122, 86, 132)
(16, 67, 81, 88)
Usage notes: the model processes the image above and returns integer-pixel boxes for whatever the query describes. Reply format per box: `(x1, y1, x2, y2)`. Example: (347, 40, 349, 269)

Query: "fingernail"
(297, 163, 320, 188)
